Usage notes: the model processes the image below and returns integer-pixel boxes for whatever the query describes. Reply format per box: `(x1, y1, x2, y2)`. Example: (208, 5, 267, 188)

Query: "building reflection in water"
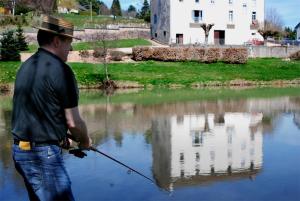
(152, 112, 263, 191)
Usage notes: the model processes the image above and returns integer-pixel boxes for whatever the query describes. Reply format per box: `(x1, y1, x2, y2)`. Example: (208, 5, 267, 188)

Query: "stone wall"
(25, 26, 151, 43)
(248, 46, 300, 58)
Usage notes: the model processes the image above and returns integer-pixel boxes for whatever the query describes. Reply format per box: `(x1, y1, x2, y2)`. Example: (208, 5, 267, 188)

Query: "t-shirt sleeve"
(53, 64, 79, 109)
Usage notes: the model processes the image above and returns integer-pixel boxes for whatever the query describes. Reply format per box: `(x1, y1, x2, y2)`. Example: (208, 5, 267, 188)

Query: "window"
(163, 31, 166, 37)
(252, 11, 256, 21)
(193, 10, 203, 22)
(154, 14, 157, 24)
(229, 10, 233, 22)
(195, 0, 199, 2)
(155, 33, 157, 38)
(180, 153, 184, 163)
(229, 0, 233, 4)
(195, 152, 200, 162)
(211, 0, 215, 3)
(243, 3, 247, 7)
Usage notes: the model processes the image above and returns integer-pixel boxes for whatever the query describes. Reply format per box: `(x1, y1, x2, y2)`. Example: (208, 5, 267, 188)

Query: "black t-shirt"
(11, 48, 78, 142)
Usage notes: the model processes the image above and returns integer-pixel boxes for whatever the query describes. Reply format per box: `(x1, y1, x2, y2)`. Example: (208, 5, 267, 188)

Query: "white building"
(295, 23, 300, 41)
(152, 112, 263, 190)
(151, 0, 264, 45)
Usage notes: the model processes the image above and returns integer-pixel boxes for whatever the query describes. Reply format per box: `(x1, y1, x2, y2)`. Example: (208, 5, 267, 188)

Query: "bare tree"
(200, 23, 214, 45)
(258, 8, 284, 40)
(92, 25, 117, 91)
(265, 8, 284, 30)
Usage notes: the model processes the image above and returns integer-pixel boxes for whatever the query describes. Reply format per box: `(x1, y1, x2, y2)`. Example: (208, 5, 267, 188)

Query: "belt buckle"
(19, 141, 31, 151)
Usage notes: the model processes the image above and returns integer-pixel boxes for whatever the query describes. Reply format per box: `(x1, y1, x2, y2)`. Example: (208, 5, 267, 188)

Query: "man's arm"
(65, 107, 91, 149)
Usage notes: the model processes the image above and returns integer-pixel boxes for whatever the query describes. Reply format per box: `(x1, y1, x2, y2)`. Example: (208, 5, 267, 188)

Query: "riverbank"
(1, 58, 300, 91)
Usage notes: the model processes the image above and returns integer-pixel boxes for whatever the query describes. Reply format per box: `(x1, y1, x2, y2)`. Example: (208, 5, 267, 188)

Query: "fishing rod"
(66, 134, 171, 193)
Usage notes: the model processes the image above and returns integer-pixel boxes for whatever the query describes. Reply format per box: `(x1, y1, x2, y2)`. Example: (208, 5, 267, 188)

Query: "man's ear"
(53, 36, 61, 48)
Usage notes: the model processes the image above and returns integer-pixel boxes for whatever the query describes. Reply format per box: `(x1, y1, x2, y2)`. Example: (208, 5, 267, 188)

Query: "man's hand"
(78, 137, 92, 150)
(65, 107, 91, 149)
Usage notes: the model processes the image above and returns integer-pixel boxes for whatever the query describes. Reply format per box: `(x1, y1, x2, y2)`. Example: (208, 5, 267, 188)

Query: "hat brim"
(33, 26, 81, 40)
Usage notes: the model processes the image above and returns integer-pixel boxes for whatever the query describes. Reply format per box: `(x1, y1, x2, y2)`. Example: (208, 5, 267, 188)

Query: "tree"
(16, 0, 57, 14)
(126, 5, 137, 18)
(111, 0, 122, 19)
(15, 2, 33, 15)
(283, 27, 296, 40)
(200, 23, 214, 45)
(99, 1, 110, 15)
(0, 30, 20, 61)
(78, 0, 102, 14)
(258, 8, 284, 40)
(16, 24, 29, 51)
(58, 0, 78, 11)
(137, 0, 150, 22)
(128, 5, 136, 13)
(140, 0, 149, 18)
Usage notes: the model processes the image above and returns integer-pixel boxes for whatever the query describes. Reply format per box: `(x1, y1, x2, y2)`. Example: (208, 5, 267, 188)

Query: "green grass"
(70, 58, 300, 86)
(24, 38, 151, 53)
(2, 58, 300, 87)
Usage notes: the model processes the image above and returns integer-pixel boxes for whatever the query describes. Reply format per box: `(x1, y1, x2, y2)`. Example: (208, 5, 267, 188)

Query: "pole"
(66, 134, 171, 193)
(90, 1, 93, 22)
(90, 146, 155, 183)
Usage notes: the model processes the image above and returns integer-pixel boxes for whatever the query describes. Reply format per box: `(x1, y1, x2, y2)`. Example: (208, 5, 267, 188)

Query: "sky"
(101, 0, 300, 28)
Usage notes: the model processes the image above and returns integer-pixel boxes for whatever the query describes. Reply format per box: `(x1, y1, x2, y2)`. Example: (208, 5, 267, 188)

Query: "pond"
(0, 87, 300, 201)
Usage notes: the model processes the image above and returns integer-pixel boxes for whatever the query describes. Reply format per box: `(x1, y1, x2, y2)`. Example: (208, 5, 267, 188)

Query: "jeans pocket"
(47, 146, 62, 158)
(16, 161, 42, 192)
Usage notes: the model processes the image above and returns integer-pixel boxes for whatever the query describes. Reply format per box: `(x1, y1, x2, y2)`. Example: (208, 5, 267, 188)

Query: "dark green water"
(1, 87, 300, 201)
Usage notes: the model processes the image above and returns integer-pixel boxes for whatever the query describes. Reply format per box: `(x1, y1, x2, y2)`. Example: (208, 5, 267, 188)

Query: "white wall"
(167, 0, 264, 45)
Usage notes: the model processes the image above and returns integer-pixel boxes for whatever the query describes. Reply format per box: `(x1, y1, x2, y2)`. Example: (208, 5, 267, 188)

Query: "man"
(11, 16, 91, 201)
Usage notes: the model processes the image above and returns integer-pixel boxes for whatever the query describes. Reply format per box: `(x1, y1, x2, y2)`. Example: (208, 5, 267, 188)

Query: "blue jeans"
(12, 144, 75, 201)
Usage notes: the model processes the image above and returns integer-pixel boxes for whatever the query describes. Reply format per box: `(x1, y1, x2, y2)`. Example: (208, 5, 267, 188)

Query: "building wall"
(297, 27, 300, 41)
(151, 0, 171, 44)
(153, 0, 264, 45)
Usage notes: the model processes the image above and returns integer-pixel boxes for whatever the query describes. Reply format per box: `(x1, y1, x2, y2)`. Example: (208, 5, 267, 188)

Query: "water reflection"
(1, 89, 300, 200)
(152, 113, 263, 190)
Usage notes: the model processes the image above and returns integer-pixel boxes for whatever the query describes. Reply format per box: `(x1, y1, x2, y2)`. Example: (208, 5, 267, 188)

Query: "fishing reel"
(63, 134, 88, 158)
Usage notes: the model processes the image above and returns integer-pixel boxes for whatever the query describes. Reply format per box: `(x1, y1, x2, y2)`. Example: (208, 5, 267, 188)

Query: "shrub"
(290, 51, 300, 60)
(110, 51, 126, 61)
(79, 50, 90, 58)
(0, 30, 20, 61)
(205, 48, 221, 63)
(192, 48, 206, 62)
(16, 24, 29, 51)
(0, 15, 27, 26)
(93, 48, 106, 58)
(132, 47, 153, 61)
(132, 47, 248, 64)
(222, 48, 248, 64)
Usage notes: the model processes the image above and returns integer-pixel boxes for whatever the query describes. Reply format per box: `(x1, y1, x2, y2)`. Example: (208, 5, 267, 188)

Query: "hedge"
(132, 47, 248, 64)
(290, 51, 300, 60)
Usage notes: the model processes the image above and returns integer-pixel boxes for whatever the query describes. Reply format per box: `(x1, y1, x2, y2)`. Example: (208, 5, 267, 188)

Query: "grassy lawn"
(1, 58, 300, 87)
(25, 38, 151, 53)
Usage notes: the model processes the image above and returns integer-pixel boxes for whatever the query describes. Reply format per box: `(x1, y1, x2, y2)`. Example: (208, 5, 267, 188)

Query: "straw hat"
(33, 15, 80, 40)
